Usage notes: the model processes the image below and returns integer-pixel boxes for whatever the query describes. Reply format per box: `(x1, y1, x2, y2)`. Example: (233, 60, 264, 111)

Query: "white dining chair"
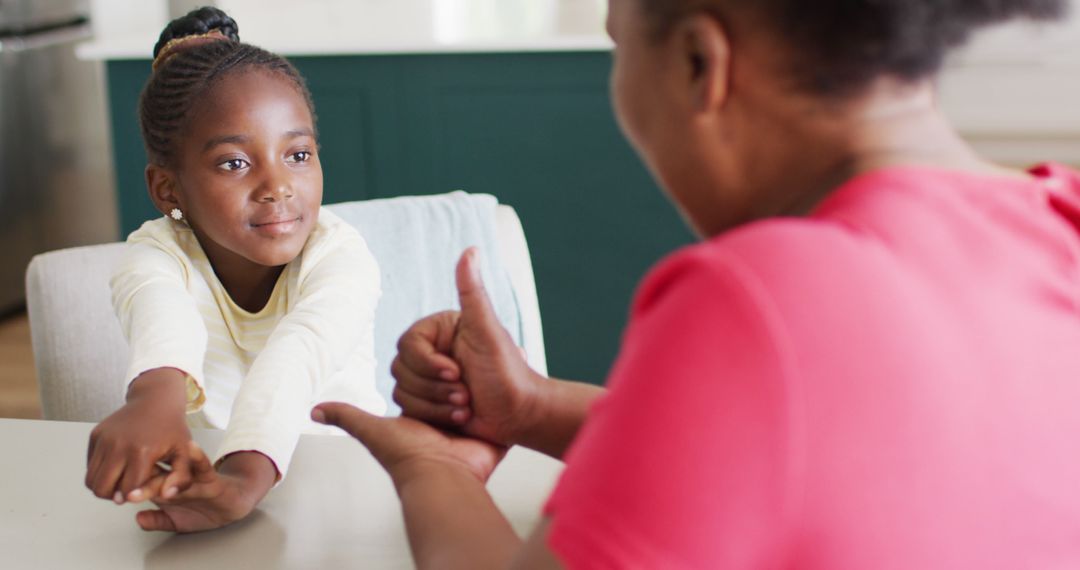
(25, 192, 546, 421)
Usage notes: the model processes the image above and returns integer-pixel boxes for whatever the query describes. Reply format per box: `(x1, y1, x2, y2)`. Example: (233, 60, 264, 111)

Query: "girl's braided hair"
(139, 6, 316, 166)
(640, 0, 1069, 96)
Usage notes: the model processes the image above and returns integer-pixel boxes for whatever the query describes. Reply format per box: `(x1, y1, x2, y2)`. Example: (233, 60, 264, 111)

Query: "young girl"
(84, 7, 385, 532)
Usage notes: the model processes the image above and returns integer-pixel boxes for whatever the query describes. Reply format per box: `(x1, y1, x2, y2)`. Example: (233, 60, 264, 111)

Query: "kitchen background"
(2, 0, 1078, 418)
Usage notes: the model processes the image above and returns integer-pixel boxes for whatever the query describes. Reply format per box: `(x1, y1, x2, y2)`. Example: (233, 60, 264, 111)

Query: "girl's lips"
(251, 216, 301, 236)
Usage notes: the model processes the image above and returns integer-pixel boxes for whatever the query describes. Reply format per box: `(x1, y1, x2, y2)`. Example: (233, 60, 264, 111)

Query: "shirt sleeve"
(110, 234, 208, 412)
(544, 246, 803, 569)
(214, 225, 382, 478)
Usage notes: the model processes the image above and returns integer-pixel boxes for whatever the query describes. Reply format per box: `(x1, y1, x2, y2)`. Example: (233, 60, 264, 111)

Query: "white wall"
(939, 1, 1080, 164)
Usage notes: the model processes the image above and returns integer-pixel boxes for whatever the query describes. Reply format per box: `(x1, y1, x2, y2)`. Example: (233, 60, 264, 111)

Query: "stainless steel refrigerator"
(0, 0, 118, 314)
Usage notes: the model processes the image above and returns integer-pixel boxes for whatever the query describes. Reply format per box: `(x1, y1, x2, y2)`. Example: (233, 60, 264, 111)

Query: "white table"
(0, 418, 563, 569)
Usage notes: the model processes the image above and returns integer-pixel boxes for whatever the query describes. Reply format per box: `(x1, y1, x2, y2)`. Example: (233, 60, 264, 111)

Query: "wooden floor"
(0, 311, 42, 419)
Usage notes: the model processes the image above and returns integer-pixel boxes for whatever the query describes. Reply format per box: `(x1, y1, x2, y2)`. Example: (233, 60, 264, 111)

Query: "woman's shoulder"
(632, 217, 885, 320)
(649, 217, 863, 281)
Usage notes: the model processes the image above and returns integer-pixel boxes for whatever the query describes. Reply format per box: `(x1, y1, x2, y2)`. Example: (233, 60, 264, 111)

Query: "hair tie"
(152, 29, 229, 71)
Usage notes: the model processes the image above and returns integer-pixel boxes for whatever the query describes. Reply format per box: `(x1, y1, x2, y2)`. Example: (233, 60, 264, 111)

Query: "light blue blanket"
(327, 192, 522, 414)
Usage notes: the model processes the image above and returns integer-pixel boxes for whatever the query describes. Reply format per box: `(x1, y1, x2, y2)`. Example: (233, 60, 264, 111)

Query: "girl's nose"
(257, 169, 295, 202)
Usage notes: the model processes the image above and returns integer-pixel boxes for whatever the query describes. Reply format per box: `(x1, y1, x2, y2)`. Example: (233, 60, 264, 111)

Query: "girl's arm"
(110, 234, 209, 414)
(130, 441, 278, 533)
(91, 231, 212, 504)
(217, 220, 381, 479)
(87, 367, 193, 502)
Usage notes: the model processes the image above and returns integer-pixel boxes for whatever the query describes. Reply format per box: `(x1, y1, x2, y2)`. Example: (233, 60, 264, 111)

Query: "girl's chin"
(245, 244, 305, 268)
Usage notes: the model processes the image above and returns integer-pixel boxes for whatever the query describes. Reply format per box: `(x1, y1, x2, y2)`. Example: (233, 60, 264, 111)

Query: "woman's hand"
(311, 401, 506, 486)
(133, 444, 276, 533)
(391, 248, 547, 448)
(86, 368, 194, 504)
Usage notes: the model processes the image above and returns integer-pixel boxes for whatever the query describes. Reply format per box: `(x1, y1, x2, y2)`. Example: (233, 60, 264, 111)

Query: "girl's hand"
(311, 402, 506, 486)
(391, 248, 545, 448)
(86, 369, 194, 504)
(133, 443, 275, 533)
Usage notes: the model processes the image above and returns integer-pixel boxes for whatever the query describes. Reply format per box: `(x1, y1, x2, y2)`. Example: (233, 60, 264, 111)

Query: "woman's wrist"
(511, 375, 606, 460)
(508, 369, 556, 448)
(391, 455, 479, 493)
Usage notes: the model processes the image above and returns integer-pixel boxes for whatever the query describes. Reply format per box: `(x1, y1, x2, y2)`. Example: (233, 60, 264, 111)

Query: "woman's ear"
(676, 13, 732, 113)
(145, 164, 181, 217)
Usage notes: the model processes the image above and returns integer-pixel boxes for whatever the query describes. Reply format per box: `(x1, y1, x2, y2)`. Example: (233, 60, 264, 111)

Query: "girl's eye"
(288, 151, 312, 163)
(219, 158, 249, 172)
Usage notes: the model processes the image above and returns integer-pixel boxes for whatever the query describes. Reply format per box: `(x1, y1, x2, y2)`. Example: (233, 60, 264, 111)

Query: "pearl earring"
(170, 208, 183, 221)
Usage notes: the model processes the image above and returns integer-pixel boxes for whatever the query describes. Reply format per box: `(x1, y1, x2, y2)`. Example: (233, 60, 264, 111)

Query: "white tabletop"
(0, 418, 564, 569)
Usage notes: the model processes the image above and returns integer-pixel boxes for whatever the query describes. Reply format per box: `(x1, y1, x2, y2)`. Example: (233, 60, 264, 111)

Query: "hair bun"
(152, 6, 240, 59)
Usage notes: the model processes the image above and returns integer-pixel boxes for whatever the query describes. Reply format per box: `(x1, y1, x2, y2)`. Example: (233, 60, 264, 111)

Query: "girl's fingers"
(89, 447, 127, 502)
(160, 447, 193, 499)
(129, 472, 168, 503)
(118, 448, 155, 501)
(136, 509, 177, 532)
(391, 386, 471, 426)
(140, 443, 214, 503)
(187, 441, 216, 485)
(391, 357, 469, 405)
(86, 431, 100, 465)
(84, 440, 107, 490)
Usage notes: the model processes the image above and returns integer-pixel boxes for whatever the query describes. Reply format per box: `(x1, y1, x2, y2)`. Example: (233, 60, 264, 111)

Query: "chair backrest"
(25, 193, 546, 421)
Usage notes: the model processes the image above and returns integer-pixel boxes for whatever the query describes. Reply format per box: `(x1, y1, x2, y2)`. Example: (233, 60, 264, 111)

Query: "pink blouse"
(545, 164, 1080, 568)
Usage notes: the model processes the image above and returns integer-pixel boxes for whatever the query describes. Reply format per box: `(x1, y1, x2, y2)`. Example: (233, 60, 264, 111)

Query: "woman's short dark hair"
(139, 6, 317, 166)
(639, 0, 1069, 96)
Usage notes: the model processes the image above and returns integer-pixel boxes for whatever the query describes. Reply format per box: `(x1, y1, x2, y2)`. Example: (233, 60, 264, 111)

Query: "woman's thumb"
(312, 402, 378, 442)
(455, 247, 500, 331)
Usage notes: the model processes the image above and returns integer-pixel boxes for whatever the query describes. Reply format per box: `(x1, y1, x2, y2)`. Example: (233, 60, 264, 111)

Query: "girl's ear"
(675, 13, 733, 114)
(145, 164, 182, 217)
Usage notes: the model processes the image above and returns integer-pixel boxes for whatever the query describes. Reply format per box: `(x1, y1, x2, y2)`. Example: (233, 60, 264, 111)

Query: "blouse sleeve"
(543, 246, 803, 569)
(214, 225, 382, 478)
(110, 236, 208, 412)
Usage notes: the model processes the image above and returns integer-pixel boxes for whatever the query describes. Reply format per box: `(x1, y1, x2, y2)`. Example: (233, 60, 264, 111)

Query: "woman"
(314, 0, 1080, 567)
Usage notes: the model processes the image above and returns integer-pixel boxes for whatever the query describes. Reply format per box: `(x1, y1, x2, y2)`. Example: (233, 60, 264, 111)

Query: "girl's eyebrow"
(201, 128, 312, 153)
(203, 134, 250, 152)
(285, 128, 315, 139)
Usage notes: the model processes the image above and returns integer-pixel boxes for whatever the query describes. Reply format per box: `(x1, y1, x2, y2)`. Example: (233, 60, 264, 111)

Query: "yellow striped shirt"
(110, 208, 384, 477)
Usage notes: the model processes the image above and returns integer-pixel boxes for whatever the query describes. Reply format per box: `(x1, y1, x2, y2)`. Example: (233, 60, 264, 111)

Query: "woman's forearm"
(395, 460, 522, 570)
(516, 376, 605, 461)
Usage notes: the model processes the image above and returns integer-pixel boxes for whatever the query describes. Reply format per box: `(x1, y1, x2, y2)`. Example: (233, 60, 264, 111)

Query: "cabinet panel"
(106, 59, 156, 234)
(306, 87, 377, 204)
(418, 71, 691, 383)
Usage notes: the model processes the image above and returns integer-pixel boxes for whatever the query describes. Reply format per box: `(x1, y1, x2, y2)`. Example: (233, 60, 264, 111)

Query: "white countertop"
(1, 419, 564, 569)
(78, 0, 612, 60)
